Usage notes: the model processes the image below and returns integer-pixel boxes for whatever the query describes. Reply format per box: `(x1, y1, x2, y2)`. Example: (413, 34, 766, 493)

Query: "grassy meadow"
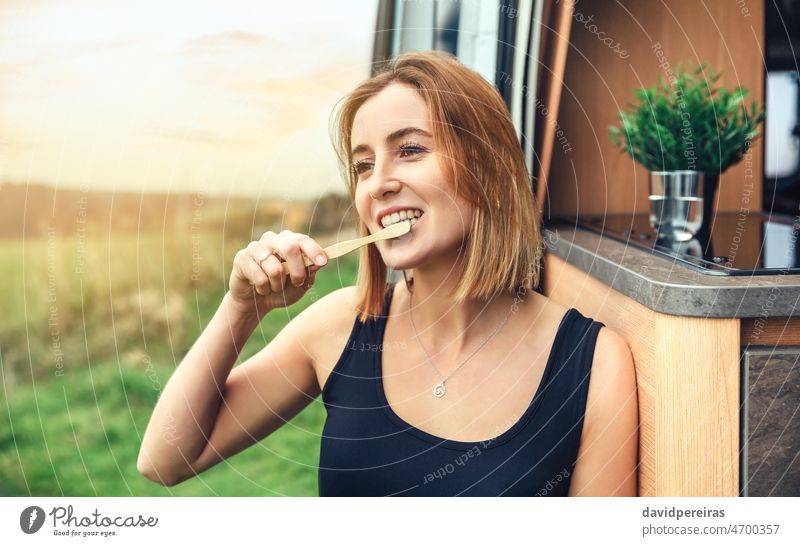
(0, 219, 360, 496)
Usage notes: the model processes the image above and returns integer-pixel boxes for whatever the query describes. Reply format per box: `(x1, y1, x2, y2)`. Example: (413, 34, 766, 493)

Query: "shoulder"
(593, 326, 634, 374)
(588, 327, 636, 404)
(285, 284, 358, 330)
(299, 285, 360, 371)
(584, 325, 638, 439)
(568, 325, 639, 495)
(317, 284, 359, 309)
(299, 284, 359, 335)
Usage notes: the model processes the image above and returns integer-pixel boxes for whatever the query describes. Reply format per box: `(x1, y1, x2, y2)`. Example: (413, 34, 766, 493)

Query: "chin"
(383, 257, 415, 271)
(381, 250, 423, 272)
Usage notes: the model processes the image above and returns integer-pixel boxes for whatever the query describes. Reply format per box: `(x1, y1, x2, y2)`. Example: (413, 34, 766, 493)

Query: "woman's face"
(350, 82, 474, 272)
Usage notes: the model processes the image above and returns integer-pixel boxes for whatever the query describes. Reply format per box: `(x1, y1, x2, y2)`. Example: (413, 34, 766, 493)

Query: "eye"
(351, 141, 427, 179)
(352, 158, 373, 176)
(398, 141, 427, 157)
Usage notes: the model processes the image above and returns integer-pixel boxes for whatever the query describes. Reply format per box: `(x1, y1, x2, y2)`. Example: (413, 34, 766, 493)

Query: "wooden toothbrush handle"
(278, 237, 367, 276)
(277, 222, 408, 276)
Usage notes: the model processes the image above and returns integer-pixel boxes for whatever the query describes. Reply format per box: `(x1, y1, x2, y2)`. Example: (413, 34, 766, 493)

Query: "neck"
(401, 259, 524, 358)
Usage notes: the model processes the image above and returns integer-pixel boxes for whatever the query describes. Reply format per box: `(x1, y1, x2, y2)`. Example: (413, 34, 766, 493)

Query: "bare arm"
(136, 293, 257, 485)
(568, 327, 639, 496)
(137, 230, 329, 486)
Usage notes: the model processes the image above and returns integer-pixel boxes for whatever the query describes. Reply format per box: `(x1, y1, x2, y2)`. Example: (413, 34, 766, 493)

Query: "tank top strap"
(357, 280, 396, 349)
(538, 307, 605, 436)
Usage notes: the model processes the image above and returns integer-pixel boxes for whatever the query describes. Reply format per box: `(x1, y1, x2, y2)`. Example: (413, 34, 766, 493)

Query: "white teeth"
(380, 209, 423, 227)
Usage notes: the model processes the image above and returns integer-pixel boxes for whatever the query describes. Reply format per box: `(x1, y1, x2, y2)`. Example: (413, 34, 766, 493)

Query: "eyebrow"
(351, 126, 432, 157)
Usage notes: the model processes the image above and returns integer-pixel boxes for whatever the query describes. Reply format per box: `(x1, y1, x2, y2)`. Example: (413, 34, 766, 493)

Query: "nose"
(367, 178, 401, 200)
(365, 150, 402, 200)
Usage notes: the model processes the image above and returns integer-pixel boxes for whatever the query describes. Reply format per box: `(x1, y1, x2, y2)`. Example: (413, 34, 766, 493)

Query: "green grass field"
(0, 230, 359, 496)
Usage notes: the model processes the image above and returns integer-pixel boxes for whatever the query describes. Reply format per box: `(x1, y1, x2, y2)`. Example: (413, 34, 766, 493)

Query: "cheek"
(428, 153, 454, 187)
(451, 203, 475, 235)
(354, 188, 370, 222)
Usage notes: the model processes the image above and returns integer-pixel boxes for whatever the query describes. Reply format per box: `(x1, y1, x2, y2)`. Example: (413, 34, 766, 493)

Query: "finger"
(234, 248, 263, 287)
(305, 266, 317, 288)
(296, 234, 328, 269)
(245, 253, 271, 296)
(284, 234, 328, 281)
(274, 238, 311, 287)
(238, 246, 271, 296)
(260, 252, 287, 294)
(247, 240, 284, 294)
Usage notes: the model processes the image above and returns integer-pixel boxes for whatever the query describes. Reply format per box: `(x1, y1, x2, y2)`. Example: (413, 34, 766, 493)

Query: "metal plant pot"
(648, 170, 704, 242)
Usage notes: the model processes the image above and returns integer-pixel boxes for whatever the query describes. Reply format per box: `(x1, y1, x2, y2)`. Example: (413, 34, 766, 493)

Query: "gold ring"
(259, 250, 278, 264)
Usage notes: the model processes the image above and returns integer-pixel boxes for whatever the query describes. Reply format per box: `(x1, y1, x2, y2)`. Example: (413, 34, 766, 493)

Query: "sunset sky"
(0, 0, 377, 199)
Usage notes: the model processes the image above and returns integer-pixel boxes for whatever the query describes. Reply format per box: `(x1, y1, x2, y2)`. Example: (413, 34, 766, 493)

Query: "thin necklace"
(408, 286, 512, 398)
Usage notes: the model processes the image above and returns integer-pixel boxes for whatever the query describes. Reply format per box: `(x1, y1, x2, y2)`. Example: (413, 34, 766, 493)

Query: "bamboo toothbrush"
(279, 220, 411, 276)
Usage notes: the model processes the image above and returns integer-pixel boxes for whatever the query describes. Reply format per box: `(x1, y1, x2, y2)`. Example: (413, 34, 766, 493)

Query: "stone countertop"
(543, 223, 800, 318)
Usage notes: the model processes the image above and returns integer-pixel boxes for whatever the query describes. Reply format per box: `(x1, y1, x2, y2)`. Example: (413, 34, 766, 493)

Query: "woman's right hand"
(227, 230, 328, 317)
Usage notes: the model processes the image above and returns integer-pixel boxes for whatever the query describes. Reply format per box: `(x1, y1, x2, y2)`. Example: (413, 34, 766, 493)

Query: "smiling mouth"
(390, 214, 423, 241)
(379, 210, 424, 228)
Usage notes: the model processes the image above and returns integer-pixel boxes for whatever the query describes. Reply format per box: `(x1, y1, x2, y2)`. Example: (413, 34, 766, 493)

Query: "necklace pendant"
(433, 381, 446, 398)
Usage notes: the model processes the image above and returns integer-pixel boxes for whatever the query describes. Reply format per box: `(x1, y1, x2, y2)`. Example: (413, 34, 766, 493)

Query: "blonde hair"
(332, 50, 543, 323)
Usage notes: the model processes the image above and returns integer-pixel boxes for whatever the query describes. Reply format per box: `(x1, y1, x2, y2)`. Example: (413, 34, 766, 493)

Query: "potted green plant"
(609, 62, 764, 240)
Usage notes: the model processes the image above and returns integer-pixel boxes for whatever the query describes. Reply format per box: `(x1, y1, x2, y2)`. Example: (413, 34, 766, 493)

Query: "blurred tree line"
(0, 182, 358, 241)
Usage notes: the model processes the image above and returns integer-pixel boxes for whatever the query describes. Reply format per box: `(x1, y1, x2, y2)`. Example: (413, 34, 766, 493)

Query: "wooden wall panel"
(547, 0, 765, 217)
(742, 316, 800, 346)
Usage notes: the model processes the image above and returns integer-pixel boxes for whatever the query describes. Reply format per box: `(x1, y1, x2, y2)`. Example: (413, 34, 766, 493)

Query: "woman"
(137, 51, 638, 496)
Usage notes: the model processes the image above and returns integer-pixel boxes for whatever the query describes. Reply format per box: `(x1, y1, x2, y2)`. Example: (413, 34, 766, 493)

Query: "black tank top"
(318, 281, 605, 496)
